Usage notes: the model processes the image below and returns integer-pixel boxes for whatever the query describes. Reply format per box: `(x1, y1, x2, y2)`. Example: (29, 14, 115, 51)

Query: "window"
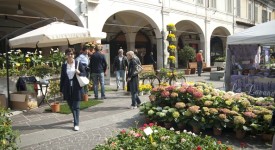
(255, 5, 258, 23)
(210, 0, 216, 9)
(227, 0, 233, 13)
(262, 10, 267, 22)
(196, 0, 203, 5)
(236, 0, 241, 17)
(248, 1, 253, 20)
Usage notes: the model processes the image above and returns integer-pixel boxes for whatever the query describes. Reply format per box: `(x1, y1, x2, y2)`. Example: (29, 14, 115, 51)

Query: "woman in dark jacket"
(60, 48, 86, 131)
(126, 51, 141, 109)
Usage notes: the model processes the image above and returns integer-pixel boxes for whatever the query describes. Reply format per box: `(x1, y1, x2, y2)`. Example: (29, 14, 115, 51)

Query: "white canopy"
(9, 22, 102, 48)
(227, 20, 275, 45)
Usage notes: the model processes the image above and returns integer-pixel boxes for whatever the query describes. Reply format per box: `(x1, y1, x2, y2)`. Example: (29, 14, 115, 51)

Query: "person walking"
(126, 51, 141, 109)
(76, 45, 90, 94)
(196, 50, 203, 76)
(60, 48, 86, 131)
(113, 49, 128, 91)
(89, 44, 107, 99)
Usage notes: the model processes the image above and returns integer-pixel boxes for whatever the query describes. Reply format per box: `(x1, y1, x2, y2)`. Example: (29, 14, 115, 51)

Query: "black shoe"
(101, 97, 107, 99)
(94, 97, 98, 100)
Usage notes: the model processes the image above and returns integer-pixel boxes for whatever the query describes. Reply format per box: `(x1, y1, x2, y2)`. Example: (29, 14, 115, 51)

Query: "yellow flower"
(15, 63, 21, 67)
(168, 56, 176, 63)
(167, 34, 175, 38)
(26, 58, 31, 63)
(168, 45, 176, 52)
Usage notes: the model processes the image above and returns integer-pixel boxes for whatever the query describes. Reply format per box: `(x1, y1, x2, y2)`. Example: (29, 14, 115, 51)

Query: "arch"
(210, 26, 230, 65)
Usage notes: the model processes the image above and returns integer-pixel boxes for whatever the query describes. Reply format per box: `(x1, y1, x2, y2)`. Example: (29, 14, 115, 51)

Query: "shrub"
(0, 108, 19, 149)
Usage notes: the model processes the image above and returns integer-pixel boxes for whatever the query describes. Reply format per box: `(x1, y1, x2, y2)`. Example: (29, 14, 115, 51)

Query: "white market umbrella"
(9, 21, 95, 48)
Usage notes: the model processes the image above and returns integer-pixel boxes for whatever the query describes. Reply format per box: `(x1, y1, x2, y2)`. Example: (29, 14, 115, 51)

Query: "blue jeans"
(67, 100, 80, 126)
(91, 73, 105, 98)
(115, 70, 126, 89)
(129, 78, 141, 106)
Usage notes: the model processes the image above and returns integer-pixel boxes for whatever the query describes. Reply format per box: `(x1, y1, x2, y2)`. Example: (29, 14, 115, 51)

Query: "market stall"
(225, 20, 275, 96)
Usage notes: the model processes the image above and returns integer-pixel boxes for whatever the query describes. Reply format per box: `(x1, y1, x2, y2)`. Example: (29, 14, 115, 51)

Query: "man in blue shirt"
(89, 44, 107, 99)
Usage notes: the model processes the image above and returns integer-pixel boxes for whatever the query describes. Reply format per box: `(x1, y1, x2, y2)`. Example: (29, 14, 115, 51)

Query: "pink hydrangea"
(170, 92, 178, 98)
(243, 111, 257, 118)
(161, 91, 170, 98)
(188, 105, 200, 114)
(193, 90, 203, 99)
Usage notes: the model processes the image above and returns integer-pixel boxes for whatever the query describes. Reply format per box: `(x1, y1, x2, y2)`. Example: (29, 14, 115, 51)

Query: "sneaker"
(74, 126, 79, 131)
(129, 106, 137, 109)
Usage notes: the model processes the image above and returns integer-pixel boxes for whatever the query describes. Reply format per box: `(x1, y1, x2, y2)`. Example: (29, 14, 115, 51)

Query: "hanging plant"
(168, 56, 176, 64)
(166, 23, 176, 32)
(167, 33, 176, 42)
(168, 45, 177, 52)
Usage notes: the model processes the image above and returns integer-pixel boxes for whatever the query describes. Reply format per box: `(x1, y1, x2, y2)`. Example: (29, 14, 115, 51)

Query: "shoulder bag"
(76, 61, 89, 87)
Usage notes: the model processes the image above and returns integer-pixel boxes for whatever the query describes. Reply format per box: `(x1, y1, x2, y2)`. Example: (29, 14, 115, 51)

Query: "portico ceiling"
(0, 0, 77, 38)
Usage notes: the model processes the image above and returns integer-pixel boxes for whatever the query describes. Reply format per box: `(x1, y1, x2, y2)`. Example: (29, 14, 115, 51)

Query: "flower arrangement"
(94, 123, 232, 149)
(166, 34, 176, 42)
(140, 81, 275, 137)
(168, 56, 176, 64)
(166, 23, 176, 31)
(168, 45, 176, 52)
(139, 84, 153, 93)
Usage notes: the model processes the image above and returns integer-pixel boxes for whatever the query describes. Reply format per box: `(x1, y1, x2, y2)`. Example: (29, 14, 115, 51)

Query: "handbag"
(133, 61, 143, 76)
(76, 61, 89, 87)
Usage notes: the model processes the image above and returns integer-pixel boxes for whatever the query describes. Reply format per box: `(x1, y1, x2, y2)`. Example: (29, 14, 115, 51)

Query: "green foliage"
(0, 108, 19, 149)
(214, 56, 226, 62)
(94, 124, 232, 150)
(31, 65, 54, 78)
(46, 80, 61, 103)
(178, 45, 196, 67)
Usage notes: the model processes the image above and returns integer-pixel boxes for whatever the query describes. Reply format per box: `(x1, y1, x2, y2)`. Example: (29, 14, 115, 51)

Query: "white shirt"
(66, 60, 75, 80)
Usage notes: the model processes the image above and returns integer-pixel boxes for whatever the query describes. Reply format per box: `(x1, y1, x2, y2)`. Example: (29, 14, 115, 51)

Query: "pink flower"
(165, 85, 176, 91)
(179, 87, 187, 93)
(161, 91, 170, 98)
(187, 86, 195, 94)
(193, 90, 203, 99)
(188, 105, 200, 114)
(120, 129, 126, 134)
(243, 111, 257, 118)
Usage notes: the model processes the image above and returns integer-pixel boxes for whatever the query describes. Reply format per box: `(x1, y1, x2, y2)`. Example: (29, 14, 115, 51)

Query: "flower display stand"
(139, 91, 144, 96)
(261, 133, 273, 141)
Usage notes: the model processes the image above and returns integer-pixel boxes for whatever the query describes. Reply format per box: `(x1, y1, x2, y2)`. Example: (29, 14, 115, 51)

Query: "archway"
(210, 27, 230, 65)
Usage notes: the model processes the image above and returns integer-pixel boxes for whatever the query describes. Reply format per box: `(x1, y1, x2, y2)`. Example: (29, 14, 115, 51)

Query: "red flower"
(149, 123, 154, 127)
(217, 141, 222, 144)
(120, 129, 126, 134)
(197, 145, 202, 150)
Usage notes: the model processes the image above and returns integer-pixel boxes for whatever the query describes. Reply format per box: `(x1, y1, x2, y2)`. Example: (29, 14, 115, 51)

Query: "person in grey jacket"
(113, 49, 128, 90)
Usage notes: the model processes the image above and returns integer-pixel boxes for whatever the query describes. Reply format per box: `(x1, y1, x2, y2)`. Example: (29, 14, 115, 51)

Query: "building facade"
(0, 0, 274, 69)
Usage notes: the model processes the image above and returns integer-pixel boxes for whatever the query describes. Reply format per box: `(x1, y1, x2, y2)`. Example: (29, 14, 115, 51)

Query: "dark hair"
(65, 48, 75, 55)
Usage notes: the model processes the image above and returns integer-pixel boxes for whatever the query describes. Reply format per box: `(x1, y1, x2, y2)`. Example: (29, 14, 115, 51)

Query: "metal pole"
(161, 0, 165, 68)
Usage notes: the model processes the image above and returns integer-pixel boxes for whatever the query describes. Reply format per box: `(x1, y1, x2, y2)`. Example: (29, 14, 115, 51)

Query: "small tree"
(178, 44, 196, 68)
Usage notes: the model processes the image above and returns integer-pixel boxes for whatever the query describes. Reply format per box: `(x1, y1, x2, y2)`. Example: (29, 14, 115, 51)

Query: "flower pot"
(261, 133, 273, 141)
(51, 102, 60, 113)
(164, 122, 172, 129)
(185, 69, 191, 75)
(213, 127, 222, 136)
(192, 125, 201, 134)
(177, 122, 186, 130)
(235, 130, 246, 139)
(83, 94, 89, 101)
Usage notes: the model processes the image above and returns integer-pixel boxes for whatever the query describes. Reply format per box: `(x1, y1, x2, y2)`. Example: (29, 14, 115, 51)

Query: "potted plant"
(46, 80, 61, 112)
(32, 64, 54, 82)
(178, 44, 196, 74)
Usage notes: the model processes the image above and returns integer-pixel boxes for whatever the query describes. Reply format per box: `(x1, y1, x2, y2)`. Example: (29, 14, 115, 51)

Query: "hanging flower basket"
(166, 24, 176, 32)
(168, 45, 176, 52)
(168, 56, 176, 64)
(167, 34, 176, 42)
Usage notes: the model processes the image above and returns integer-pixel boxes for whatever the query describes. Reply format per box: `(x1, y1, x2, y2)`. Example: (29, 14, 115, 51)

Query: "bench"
(139, 65, 160, 87)
(210, 71, 224, 81)
(188, 62, 212, 74)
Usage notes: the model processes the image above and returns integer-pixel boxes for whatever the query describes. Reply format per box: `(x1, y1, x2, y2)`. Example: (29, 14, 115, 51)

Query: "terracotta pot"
(185, 69, 191, 75)
(83, 94, 89, 101)
(51, 102, 60, 113)
(192, 126, 201, 134)
(213, 127, 222, 136)
(235, 130, 246, 139)
(261, 133, 273, 141)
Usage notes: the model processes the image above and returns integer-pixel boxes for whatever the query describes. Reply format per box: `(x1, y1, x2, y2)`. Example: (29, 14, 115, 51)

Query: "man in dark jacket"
(89, 44, 107, 99)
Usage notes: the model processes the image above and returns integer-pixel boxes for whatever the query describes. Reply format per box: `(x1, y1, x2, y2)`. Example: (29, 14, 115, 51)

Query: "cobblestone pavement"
(10, 72, 272, 150)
